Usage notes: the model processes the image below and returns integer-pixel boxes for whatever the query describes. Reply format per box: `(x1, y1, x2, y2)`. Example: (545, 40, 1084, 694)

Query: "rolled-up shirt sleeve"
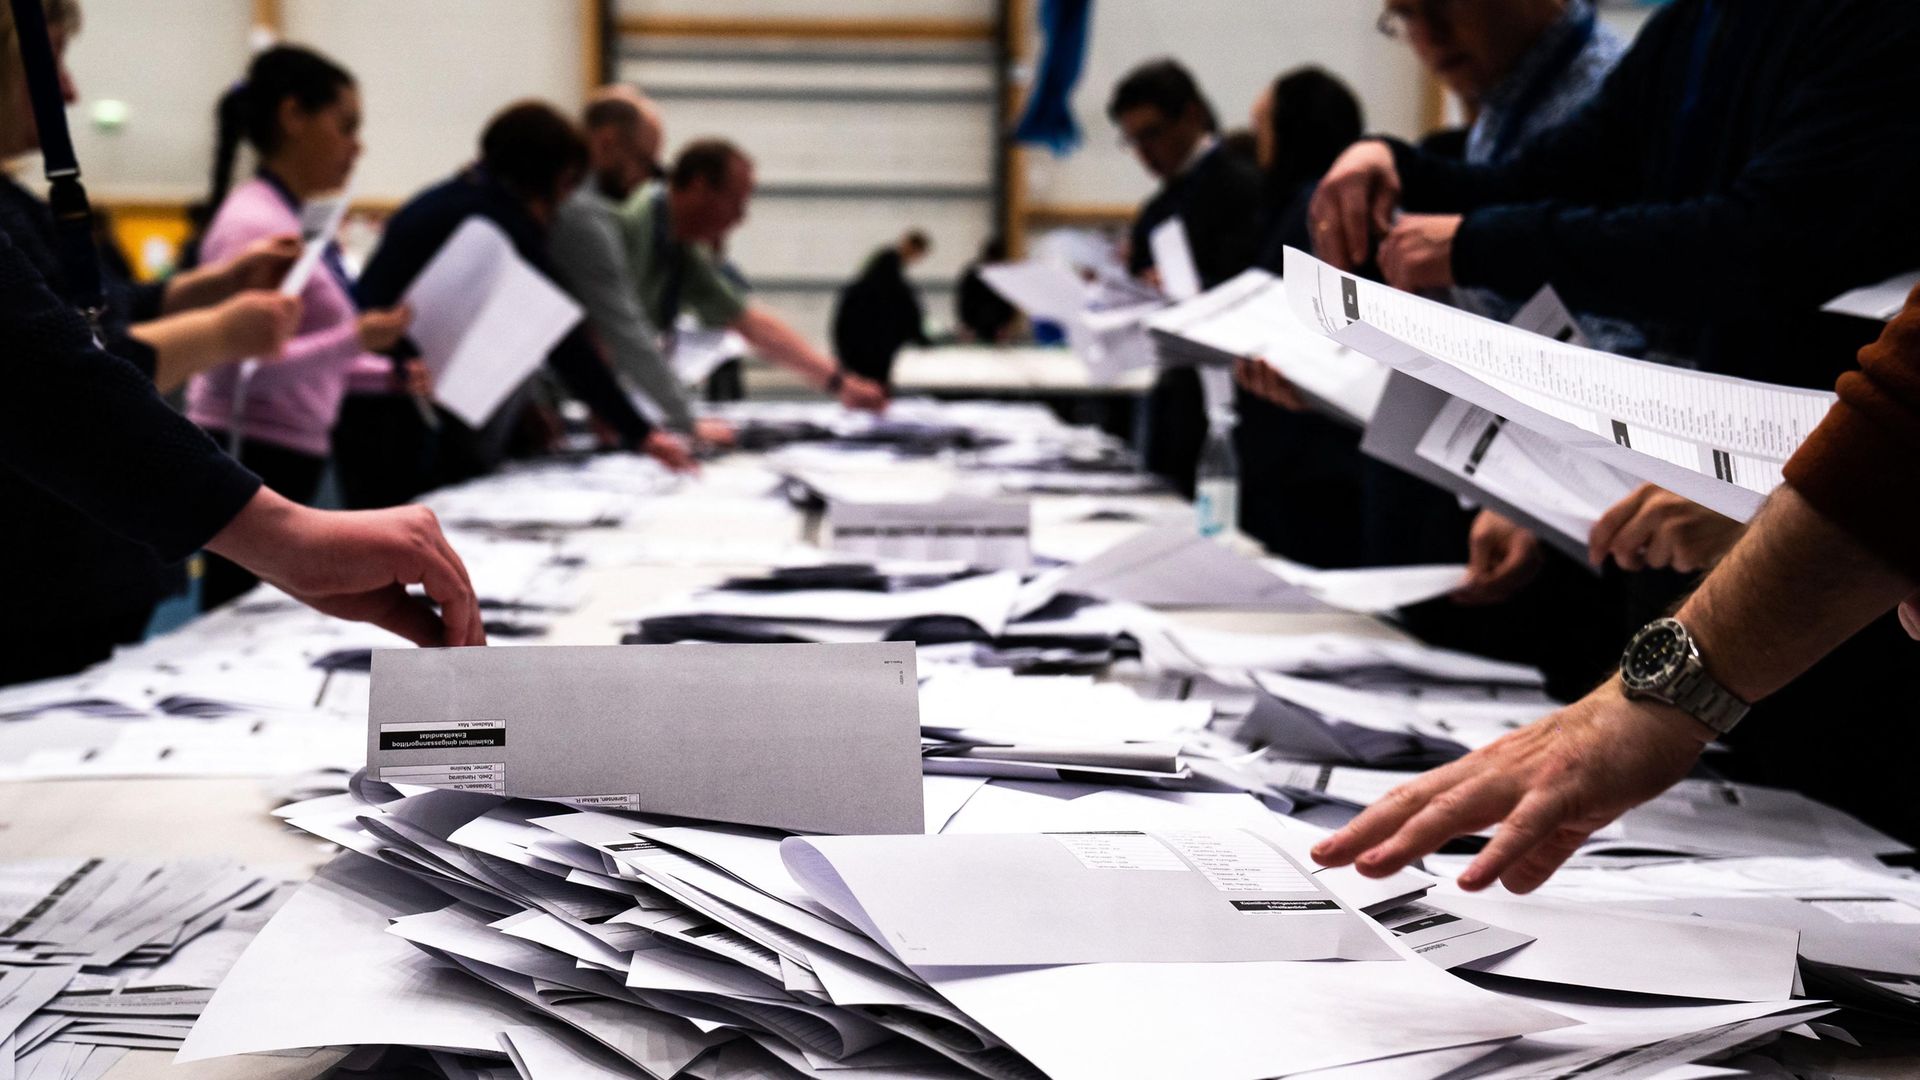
(1783, 287, 1920, 580)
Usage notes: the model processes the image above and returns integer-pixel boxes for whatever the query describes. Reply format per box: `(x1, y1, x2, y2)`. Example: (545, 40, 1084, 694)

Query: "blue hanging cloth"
(1012, 0, 1093, 155)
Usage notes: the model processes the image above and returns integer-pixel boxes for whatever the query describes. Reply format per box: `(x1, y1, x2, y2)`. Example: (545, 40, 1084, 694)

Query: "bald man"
(549, 86, 718, 439)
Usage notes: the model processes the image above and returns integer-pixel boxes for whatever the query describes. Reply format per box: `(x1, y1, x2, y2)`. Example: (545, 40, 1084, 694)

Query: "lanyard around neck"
(9, 0, 104, 326)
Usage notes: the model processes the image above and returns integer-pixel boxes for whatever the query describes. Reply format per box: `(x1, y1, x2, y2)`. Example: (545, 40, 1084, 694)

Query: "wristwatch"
(825, 370, 847, 394)
(1618, 617, 1750, 736)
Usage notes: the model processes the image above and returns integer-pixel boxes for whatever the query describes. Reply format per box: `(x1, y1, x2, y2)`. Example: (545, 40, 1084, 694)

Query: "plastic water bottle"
(1195, 408, 1239, 538)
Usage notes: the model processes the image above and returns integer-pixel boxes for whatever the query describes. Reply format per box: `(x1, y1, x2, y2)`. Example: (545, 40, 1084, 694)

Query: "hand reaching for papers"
(1309, 139, 1401, 270)
(221, 234, 303, 294)
(693, 416, 738, 449)
(1234, 356, 1308, 411)
(1311, 679, 1712, 894)
(1589, 484, 1745, 574)
(396, 358, 432, 397)
(1453, 510, 1544, 606)
(205, 488, 487, 648)
(644, 430, 699, 474)
(1379, 214, 1462, 292)
(836, 371, 890, 414)
(357, 303, 413, 354)
(217, 291, 302, 362)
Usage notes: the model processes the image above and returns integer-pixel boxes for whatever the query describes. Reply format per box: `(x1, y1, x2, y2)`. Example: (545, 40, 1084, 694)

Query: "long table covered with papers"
(1, 394, 1916, 1080)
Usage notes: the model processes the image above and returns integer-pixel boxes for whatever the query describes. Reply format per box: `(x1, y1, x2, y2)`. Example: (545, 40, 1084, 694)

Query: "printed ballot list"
(1284, 247, 1837, 520)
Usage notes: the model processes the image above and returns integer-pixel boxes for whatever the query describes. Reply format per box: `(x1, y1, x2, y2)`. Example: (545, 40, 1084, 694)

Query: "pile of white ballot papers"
(7, 397, 1914, 1079)
(180, 634, 1917, 1079)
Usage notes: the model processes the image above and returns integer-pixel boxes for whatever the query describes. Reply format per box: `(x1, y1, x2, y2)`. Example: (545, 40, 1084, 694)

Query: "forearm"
(1677, 485, 1915, 703)
(159, 262, 237, 314)
(130, 309, 242, 393)
(545, 332, 654, 446)
(735, 304, 837, 387)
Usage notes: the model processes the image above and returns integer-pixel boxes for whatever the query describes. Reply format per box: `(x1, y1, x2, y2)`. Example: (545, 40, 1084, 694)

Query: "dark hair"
(1107, 58, 1217, 132)
(902, 229, 931, 254)
(583, 95, 641, 134)
(1265, 67, 1364, 193)
(208, 45, 353, 212)
(670, 139, 748, 191)
(481, 101, 589, 205)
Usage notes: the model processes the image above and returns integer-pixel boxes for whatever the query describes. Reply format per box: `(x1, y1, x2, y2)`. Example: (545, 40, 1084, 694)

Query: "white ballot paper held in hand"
(782, 828, 1398, 966)
(402, 217, 584, 428)
(1823, 267, 1920, 322)
(1148, 217, 1204, 302)
(368, 643, 924, 835)
(1285, 247, 1835, 521)
(1147, 269, 1389, 426)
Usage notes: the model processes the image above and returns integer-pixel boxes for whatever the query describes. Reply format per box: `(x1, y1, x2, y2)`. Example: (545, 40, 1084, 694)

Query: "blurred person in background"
(832, 228, 931, 390)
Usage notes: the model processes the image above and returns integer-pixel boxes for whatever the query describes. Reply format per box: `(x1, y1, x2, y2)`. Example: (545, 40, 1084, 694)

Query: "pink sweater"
(186, 178, 389, 458)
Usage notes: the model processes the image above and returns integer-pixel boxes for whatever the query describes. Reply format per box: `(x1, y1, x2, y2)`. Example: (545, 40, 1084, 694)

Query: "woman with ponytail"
(188, 44, 417, 609)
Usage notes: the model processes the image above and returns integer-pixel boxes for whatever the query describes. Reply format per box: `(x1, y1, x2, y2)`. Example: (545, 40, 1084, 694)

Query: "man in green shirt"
(618, 138, 889, 414)
(550, 86, 725, 441)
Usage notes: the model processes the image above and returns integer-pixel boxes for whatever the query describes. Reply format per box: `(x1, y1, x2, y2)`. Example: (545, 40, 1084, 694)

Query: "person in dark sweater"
(334, 101, 692, 510)
(1317, 0, 1920, 390)
(1228, 67, 1370, 568)
(0, 227, 486, 685)
(831, 230, 931, 389)
(1313, 0, 1920, 838)
(1109, 59, 1264, 497)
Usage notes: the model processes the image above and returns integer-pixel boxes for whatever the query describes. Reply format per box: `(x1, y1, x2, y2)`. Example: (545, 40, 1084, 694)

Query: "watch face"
(1623, 621, 1687, 692)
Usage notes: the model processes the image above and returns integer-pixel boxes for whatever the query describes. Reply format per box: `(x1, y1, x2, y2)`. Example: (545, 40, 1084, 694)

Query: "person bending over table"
(1314, 291, 1920, 891)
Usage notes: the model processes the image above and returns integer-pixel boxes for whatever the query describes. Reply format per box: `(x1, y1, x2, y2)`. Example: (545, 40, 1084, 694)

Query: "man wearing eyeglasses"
(1380, 0, 1633, 351)
(1107, 59, 1265, 496)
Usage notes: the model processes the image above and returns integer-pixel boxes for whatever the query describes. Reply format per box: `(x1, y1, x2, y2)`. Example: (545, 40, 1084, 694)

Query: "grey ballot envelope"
(368, 642, 924, 835)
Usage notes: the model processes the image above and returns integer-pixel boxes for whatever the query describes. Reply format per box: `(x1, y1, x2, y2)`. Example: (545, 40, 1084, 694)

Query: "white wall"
(66, 0, 586, 202)
(64, 0, 253, 201)
(1026, 2, 1426, 210)
(283, 0, 588, 201)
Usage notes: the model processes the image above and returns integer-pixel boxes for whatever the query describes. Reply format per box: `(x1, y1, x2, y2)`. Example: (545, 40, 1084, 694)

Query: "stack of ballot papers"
(0, 858, 293, 1077)
(185, 766, 1893, 1080)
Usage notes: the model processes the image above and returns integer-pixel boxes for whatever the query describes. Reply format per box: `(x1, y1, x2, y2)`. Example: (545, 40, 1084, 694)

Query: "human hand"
(644, 430, 699, 474)
(1452, 510, 1543, 606)
(359, 303, 413, 354)
(1234, 356, 1308, 411)
(205, 489, 485, 648)
(219, 291, 302, 361)
(1308, 139, 1401, 270)
(836, 372, 890, 414)
(1901, 592, 1920, 640)
(396, 357, 432, 397)
(1379, 213, 1461, 292)
(693, 417, 738, 449)
(1589, 483, 1745, 573)
(1310, 679, 1711, 893)
(223, 234, 302, 294)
